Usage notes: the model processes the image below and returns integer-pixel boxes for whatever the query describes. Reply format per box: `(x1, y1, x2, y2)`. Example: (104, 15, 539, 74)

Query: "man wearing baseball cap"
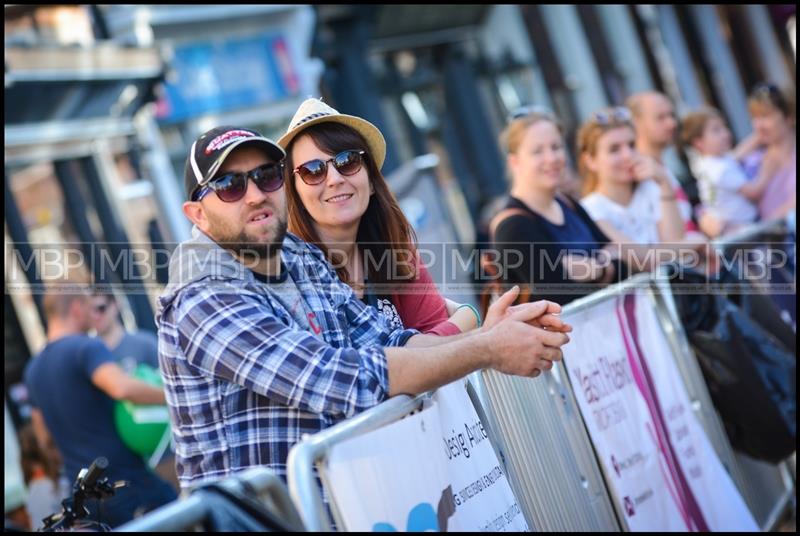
(156, 114, 571, 491)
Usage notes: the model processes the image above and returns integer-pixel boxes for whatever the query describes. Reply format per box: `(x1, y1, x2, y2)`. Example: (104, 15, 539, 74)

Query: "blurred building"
(3, 4, 796, 423)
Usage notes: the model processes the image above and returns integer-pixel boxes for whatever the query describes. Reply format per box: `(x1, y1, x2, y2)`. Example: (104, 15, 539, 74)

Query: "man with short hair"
(157, 125, 572, 490)
(90, 292, 159, 371)
(24, 281, 176, 527)
(626, 91, 700, 234)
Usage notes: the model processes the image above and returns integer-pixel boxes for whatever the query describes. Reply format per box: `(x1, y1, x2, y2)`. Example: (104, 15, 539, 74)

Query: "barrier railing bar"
(287, 394, 426, 532)
(711, 217, 788, 252)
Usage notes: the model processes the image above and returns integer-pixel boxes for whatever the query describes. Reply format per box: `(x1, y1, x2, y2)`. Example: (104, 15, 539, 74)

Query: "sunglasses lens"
(297, 160, 327, 184)
(334, 150, 363, 176)
(212, 173, 247, 202)
(252, 163, 285, 193)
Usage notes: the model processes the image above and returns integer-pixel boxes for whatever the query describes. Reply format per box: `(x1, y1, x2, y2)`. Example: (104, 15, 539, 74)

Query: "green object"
(456, 303, 482, 328)
(113, 364, 169, 457)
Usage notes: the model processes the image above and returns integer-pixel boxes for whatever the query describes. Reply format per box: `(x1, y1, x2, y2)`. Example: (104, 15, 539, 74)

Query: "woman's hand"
(632, 154, 671, 190)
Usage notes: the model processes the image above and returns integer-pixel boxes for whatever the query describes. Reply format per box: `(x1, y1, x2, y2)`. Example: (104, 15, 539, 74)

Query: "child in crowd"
(681, 108, 758, 238)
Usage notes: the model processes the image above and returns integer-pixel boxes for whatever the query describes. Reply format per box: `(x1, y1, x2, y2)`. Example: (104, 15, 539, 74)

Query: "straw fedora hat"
(277, 98, 387, 169)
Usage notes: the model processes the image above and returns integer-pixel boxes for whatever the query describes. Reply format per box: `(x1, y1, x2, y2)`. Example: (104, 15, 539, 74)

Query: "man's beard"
(208, 211, 288, 264)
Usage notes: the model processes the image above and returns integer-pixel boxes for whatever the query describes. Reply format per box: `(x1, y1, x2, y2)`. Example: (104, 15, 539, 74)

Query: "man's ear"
(183, 201, 208, 231)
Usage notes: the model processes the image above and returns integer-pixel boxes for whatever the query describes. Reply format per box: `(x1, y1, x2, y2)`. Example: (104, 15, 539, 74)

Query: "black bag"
(669, 265, 796, 463)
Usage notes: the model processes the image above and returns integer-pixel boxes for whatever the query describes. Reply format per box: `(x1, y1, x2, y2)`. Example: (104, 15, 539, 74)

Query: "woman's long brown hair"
(285, 122, 418, 292)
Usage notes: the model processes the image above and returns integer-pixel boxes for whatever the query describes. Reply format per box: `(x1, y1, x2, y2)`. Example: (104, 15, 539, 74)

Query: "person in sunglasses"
(158, 125, 571, 490)
(90, 291, 159, 371)
(277, 98, 479, 335)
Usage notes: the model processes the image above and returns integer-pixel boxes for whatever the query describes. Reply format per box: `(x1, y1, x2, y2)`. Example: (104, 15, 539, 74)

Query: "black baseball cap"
(184, 126, 285, 201)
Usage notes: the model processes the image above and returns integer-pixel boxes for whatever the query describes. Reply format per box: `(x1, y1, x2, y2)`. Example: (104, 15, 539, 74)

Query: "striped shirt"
(156, 230, 417, 489)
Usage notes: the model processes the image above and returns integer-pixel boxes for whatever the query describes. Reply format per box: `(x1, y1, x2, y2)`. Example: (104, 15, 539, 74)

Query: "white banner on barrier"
(562, 291, 758, 531)
(326, 381, 528, 532)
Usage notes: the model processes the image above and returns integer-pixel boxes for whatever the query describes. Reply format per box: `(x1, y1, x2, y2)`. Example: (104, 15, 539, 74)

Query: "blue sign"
(156, 33, 299, 123)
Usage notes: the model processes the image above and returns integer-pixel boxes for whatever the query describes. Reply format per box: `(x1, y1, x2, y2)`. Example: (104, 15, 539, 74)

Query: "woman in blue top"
(490, 108, 626, 306)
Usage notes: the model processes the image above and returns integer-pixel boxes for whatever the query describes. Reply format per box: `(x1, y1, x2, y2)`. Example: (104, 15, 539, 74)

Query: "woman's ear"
(507, 153, 519, 176)
(581, 152, 599, 175)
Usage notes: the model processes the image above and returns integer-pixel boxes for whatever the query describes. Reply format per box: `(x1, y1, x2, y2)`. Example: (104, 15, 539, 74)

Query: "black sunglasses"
(293, 150, 366, 186)
(194, 161, 286, 203)
(590, 106, 632, 125)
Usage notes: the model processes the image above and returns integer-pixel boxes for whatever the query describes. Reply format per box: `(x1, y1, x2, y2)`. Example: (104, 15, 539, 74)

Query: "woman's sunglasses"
(193, 161, 286, 203)
(293, 149, 366, 186)
(590, 106, 632, 125)
(507, 104, 555, 122)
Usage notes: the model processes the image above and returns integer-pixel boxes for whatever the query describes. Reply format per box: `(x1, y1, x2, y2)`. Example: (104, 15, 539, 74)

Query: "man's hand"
(481, 317, 570, 378)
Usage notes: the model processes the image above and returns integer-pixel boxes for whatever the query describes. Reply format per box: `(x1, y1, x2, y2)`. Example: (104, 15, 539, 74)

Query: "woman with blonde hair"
(278, 98, 480, 334)
(488, 107, 625, 307)
(577, 106, 707, 271)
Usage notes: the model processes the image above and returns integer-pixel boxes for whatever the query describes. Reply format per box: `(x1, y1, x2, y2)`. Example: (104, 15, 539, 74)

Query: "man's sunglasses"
(193, 162, 286, 203)
(293, 150, 366, 186)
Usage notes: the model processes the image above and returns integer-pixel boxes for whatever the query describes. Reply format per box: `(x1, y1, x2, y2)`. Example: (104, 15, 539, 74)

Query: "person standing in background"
(626, 91, 702, 236)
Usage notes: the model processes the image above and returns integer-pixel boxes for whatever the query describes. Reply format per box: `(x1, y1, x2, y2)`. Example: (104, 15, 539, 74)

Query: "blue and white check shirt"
(156, 230, 417, 489)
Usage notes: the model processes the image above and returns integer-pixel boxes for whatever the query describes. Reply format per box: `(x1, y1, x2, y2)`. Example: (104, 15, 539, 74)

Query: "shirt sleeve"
(174, 284, 392, 418)
(80, 338, 118, 377)
(392, 263, 461, 335)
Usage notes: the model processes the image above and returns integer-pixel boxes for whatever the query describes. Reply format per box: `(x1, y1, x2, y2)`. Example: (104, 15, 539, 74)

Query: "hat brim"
(277, 114, 386, 170)
(202, 137, 286, 186)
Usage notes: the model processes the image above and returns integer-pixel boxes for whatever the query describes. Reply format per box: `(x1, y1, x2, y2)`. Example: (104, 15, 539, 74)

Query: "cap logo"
(205, 130, 256, 154)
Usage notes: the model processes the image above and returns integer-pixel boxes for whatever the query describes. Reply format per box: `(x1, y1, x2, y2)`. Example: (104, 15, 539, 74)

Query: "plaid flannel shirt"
(157, 230, 417, 489)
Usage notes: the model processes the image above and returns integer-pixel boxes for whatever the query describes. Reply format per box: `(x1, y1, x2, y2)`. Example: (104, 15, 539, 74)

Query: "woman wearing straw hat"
(278, 98, 479, 334)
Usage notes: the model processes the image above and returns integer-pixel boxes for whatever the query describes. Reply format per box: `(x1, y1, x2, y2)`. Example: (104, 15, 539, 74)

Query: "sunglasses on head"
(752, 82, 780, 98)
(193, 161, 286, 203)
(507, 104, 555, 122)
(293, 149, 366, 186)
(590, 106, 632, 125)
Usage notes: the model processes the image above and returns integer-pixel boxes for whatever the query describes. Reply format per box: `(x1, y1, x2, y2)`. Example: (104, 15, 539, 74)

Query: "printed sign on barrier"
(325, 381, 528, 532)
(562, 290, 758, 531)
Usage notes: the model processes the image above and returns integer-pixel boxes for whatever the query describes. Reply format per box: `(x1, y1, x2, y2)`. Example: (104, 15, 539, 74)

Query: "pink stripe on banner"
(618, 294, 709, 531)
(614, 300, 691, 530)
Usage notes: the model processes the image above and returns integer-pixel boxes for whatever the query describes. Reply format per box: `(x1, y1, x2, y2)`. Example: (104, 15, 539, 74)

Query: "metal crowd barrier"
(287, 394, 426, 532)
(474, 268, 794, 531)
(711, 217, 790, 254)
(285, 264, 794, 532)
(473, 276, 664, 532)
(116, 467, 305, 532)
